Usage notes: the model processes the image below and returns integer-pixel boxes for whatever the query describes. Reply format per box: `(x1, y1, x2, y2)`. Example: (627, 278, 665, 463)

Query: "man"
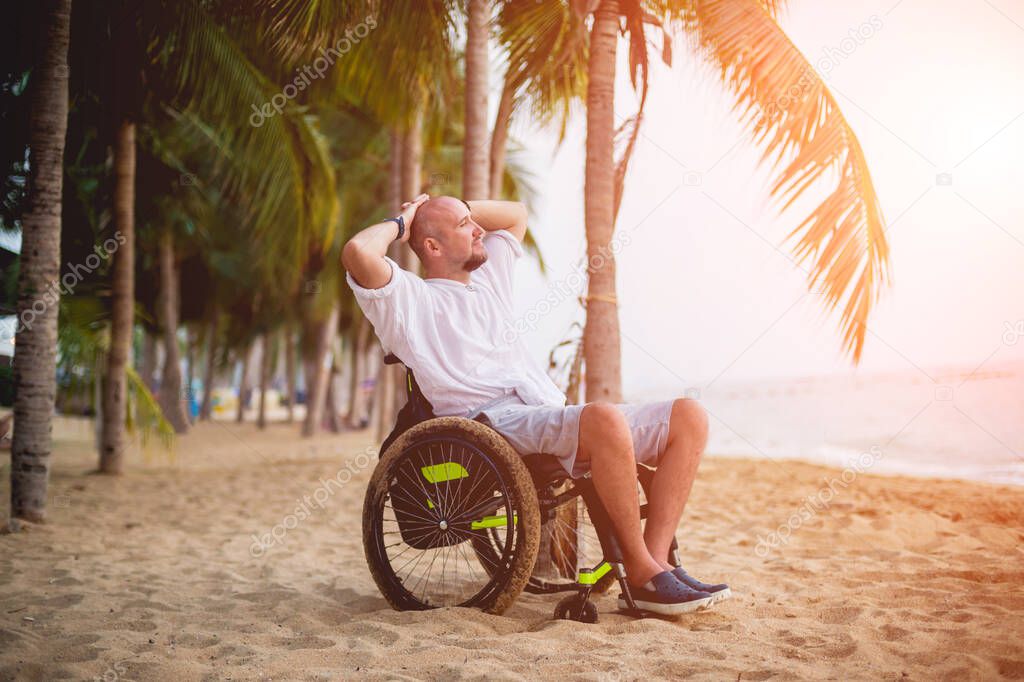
(342, 195, 730, 615)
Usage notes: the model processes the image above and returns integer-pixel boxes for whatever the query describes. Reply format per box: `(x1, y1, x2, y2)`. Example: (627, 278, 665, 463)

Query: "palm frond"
(246, 0, 367, 63)
(126, 365, 176, 451)
(680, 0, 889, 362)
(494, 0, 588, 139)
(148, 0, 339, 272)
(328, 0, 460, 131)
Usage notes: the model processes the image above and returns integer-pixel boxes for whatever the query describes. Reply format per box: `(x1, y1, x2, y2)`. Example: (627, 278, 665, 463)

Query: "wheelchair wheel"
(362, 417, 541, 614)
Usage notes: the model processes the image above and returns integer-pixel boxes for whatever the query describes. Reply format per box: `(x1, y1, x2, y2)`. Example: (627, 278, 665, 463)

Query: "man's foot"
(618, 571, 713, 616)
(671, 567, 731, 604)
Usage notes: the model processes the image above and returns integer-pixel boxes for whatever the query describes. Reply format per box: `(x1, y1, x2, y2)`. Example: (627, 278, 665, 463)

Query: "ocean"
(635, 360, 1024, 487)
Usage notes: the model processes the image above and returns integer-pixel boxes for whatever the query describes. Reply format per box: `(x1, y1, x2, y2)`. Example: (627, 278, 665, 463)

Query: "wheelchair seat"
(522, 452, 571, 489)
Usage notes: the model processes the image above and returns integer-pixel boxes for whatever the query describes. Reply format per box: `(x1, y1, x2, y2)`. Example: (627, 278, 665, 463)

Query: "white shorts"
(471, 395, 676, 479)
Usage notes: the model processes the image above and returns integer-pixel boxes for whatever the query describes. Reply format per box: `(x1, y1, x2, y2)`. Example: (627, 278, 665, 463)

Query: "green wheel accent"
(578, 562, 612, 586)
(471, 513, 518, 530)
(420, 461, 469, 483)
(426, 498, 434, 509)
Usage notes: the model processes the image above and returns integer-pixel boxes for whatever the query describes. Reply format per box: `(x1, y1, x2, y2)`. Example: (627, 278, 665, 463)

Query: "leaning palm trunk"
(581, 0, 623, 403)
(99, 118, 136, 474)
(10, 0, 72, 522)
(463, 0, 490, 200)
(156, 229, 189, 433)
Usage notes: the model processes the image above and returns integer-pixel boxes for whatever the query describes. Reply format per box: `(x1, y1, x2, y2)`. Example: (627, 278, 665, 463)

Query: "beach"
(2, 418, 1023, 681)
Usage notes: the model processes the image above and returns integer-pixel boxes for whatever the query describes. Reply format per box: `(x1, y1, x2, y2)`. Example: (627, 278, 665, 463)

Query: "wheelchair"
(361, 355, 686, 622)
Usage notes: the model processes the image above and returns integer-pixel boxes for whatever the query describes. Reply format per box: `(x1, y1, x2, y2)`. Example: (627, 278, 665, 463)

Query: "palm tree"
(156, 228, 190, 432)
(578, 0, 889, 401)
(463, 0, 490, 199)
(99, 114, 136, 472)
(582, 0, 623, 402)
(9, 0, 72, 522)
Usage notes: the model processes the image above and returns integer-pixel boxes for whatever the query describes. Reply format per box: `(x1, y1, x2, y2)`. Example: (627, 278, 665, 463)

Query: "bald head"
(407, 195, 487, 276)
(409, 196, 467, 261)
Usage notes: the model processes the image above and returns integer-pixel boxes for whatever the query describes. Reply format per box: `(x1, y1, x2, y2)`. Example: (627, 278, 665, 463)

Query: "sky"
(500, 0, 1024, 398)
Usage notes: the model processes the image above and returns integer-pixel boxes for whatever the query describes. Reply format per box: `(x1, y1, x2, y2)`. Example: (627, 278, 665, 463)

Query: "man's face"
(435, 199, 488, 272)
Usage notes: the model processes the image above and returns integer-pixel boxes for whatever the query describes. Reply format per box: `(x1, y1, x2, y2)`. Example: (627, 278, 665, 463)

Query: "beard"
(462, 246, 488, 272)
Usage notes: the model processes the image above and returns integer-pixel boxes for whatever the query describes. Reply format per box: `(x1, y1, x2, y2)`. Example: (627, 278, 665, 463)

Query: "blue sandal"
(618, 571, 713, 616)
(672, 567, 732, 604)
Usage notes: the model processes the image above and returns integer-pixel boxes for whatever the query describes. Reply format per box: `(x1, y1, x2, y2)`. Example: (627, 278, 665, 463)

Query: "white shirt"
(345, 230, 567, 416)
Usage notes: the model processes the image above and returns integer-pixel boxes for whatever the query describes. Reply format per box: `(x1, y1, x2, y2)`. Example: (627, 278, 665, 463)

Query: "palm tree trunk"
(199, 305, 218, 420)
(235, 343, 251, 424)
(257, 332, 271, 429)
(185, 327, 196, 422)
(371, 129, 407, 443)
(301, 303, 338, 437)
(10, 0, 71, 522)
(157, 229, 189, 433)
(375, 111, 423, 436)
(99, 118, 136, 473)
(463, 0, 490, 200)
(284, 327, 296, 422)
(346, 316, 371, 428)
(582, 0, 623, 403)
(324, 359, 342, 433)
(489, 76, 515, 199)
(372, 360, 396, 443)
(401, 111, 423, 215)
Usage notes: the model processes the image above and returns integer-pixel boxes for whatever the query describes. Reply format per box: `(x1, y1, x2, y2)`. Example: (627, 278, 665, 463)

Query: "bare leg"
(576, 403, 663, 587)
(643, 399, 709, 568)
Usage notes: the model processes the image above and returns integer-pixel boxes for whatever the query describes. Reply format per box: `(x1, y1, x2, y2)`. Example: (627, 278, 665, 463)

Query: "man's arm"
(341, 193, 428, 289)
(466, 200, 527, 243)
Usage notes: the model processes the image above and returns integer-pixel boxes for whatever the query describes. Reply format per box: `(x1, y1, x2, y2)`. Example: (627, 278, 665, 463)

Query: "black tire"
(362, 417, 540, 615)
(554, 593, 599, 623)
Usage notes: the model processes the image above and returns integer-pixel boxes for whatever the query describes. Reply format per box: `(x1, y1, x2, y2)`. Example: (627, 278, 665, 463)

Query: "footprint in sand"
(274, 634, 335, 650)
(879, 624, 911, 641)
(819, 605, 863, 624)
(173, 632, 222, 649)
(822, 635, 859, 659)
(48, 634, 103, 663)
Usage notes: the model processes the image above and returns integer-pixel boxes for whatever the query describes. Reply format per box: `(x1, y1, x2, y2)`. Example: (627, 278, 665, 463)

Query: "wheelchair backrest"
(379, 353, 436, 455)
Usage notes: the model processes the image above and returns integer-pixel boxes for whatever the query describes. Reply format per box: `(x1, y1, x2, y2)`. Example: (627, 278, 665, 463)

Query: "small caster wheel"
(554, 593, 599, 623)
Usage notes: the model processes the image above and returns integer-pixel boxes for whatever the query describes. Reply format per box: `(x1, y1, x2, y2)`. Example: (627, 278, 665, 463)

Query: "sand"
(2, 417, 1023, 681)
